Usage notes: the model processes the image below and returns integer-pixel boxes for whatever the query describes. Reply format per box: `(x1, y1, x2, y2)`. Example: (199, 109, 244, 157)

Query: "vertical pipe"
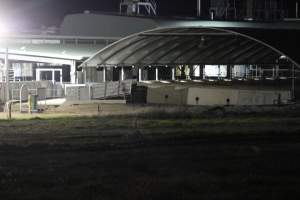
(226, 65, 229, 79)
(70, 60, 76, 84)
(121, 67, 124, 81)
(202, 65, 206, 79)
(5, 45, 9, 101)
(88, 83, 91, 100)
(60, 69, 63, 84)
(200, 65, 204, 80)
(255, 65, 258, 78)
(103, 67, 106, 82)
(197, 0, 201, 17)
(292, 64, 295, 100)
(52, 69, 55, 84)
(155, 67, 159, 81)
(296, 1, 299, 18)
(172, 67, 175, 81)
(138, 67, 142, 82)
(19, 84, 24, 113)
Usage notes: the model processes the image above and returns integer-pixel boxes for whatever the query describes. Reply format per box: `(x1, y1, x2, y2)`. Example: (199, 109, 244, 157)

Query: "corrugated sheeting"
(81, 27, 299, 68)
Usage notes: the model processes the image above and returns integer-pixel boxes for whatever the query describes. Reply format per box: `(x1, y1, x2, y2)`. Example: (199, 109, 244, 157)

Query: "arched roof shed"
(80, 27, 300, 68)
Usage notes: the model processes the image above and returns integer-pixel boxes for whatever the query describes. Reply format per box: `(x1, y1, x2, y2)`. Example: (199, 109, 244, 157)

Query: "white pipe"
(103, 67, 106, 82)
(121, 67, 124, 81)
(19, 84, 25, 113)
(172, 67, 175, 80)
(139, 68, 142, 82)
(70, 60, 76, 84)
(52, 69, 55, 84)
(5, 45, 9, 101)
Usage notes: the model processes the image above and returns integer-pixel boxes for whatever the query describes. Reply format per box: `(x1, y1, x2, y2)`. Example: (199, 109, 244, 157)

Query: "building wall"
(186, 87, 291, 105)
(60, 13, 158, 37)
(187, 87, 239, 105)
(147, 86, 188, 105)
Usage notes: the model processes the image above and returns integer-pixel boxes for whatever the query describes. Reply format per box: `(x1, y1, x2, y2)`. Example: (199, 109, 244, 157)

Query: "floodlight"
(279, 55, 287, 59)
(0, 19, 11, 37)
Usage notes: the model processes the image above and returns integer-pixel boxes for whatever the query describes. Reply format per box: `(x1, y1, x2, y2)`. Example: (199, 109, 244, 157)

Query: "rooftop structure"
(208, 0, 287, 20)
(119, 0, 157, 16)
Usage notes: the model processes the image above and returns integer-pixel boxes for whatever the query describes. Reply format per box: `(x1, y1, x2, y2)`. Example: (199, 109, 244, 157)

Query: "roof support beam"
(110, 36, 173, 65)
(230, 43, 261, 61)
(234, 46, 267, 63)
(188, 38, 239, 63)
(158, 38, 205, 64)
(134, 37, 197, 65)
(171, 38, 228, 64)
(212, 40, 251, 63)
(190, 38, 240, 63)
(119, 36, 181, 65)
(247, 50, 278, 64)
(98, 36, 149, 65)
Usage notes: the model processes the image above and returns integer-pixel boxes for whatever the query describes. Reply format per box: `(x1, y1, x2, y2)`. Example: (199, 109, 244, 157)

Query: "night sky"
(0, 0, 298, 29)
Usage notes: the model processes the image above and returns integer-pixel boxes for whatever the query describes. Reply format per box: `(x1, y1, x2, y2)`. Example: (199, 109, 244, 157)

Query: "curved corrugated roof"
(81, 26, 300, 68)
(227, 28, 300, 66)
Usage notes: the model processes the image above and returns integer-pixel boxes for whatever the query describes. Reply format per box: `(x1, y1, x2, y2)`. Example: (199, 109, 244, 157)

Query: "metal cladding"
(208, 0, 287, 20)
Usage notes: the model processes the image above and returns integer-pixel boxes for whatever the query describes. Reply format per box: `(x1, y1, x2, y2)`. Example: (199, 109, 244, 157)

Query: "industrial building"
(208, 0, 288, 20)
(0, 0, 300, 106)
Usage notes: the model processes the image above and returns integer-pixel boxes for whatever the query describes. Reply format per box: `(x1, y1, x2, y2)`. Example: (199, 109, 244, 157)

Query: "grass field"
(0, 104, 300, 199)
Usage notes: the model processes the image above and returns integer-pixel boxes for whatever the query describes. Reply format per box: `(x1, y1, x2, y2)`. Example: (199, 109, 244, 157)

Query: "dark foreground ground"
(0, 104, 300, 199)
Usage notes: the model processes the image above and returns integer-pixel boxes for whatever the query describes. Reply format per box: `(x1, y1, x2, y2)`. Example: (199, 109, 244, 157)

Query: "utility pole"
(5, 43, 10, 101)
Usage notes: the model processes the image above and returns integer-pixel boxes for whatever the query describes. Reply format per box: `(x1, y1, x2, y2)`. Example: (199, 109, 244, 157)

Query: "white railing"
(65, 80, 134, 101)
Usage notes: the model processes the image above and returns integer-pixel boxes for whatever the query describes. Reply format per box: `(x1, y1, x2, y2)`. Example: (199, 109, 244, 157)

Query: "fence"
(0, 81, 64, 103)
(0, 80, 134, 103)
(65, 80, 134, 101)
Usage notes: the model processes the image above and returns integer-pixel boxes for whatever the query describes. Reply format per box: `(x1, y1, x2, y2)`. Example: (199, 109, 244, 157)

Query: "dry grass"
(0, 103, 300, 199)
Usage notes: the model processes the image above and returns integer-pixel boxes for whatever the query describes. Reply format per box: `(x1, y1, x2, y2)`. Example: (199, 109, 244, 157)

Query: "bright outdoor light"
(0, 19, 10, 37)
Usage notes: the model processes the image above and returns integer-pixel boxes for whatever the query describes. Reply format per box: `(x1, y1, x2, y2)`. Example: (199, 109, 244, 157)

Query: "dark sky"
(0, 0, 298, 29)
(0, 0, 199, 28)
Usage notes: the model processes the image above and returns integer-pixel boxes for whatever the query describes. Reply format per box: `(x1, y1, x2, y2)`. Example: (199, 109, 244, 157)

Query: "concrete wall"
(147, 86, 188, 105)
(187, 87, 239, 105)
(187, 87, 292, 106)
(147, 85, 291, 106)
(236, 90, 291, 105)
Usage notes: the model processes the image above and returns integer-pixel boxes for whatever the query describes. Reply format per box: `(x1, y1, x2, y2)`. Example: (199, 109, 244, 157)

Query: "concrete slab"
(64, 99, 126, 105)
(38, 98, 66, 106)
